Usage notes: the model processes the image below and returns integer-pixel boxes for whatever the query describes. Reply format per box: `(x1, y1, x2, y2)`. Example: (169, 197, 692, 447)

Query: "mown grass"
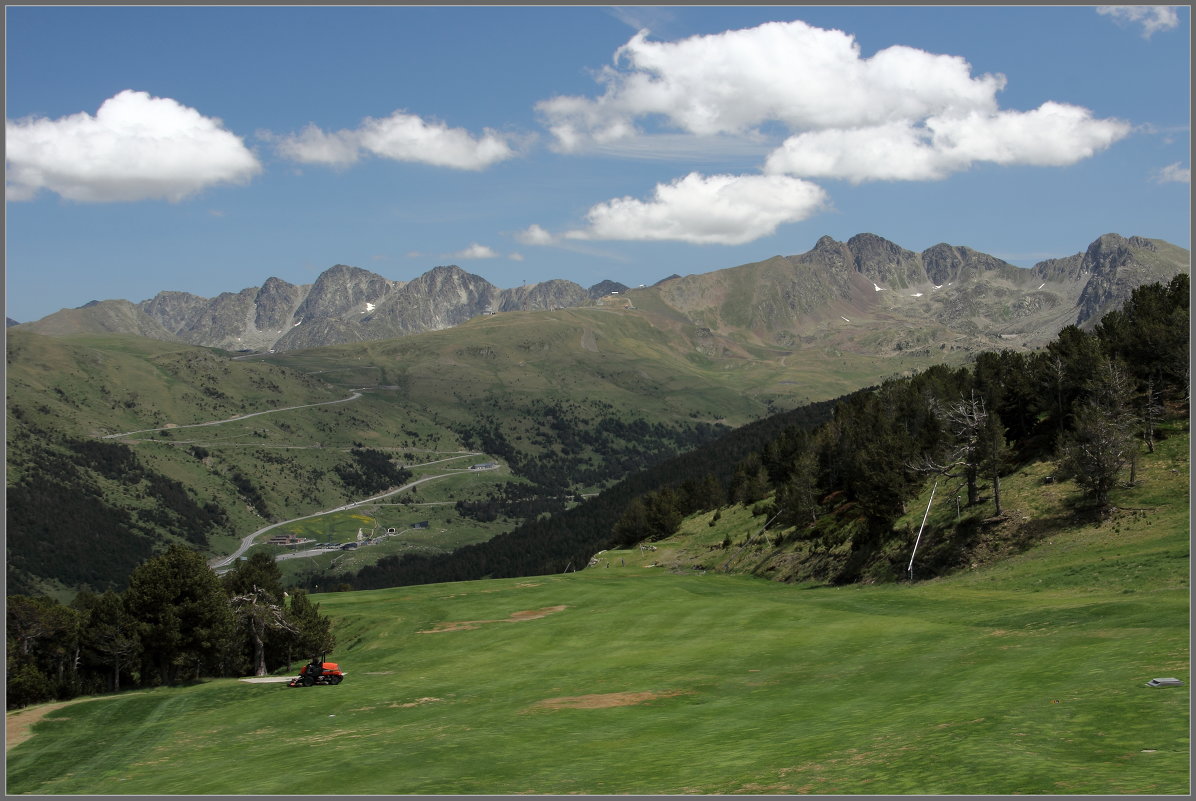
(8, 455, 1188, 796)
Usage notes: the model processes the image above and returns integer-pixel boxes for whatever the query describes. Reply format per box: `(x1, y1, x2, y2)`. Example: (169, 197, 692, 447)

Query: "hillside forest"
(347, 274, 1189, 589)
(5, 274, 1189, 709)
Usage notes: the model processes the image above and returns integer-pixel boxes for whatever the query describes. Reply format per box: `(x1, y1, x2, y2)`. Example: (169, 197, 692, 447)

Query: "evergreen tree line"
(6, 547, 334, 709)
(454, 481, 577, 524)
(334, 447, 414, 496)
(348, 275, 1187, 590)
(614, 275, 1189, 583)
(452, 402, 726, 492)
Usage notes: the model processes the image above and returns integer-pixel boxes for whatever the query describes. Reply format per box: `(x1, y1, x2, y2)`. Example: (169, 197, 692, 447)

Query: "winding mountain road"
(101, 391, 364, 440)
(93, 385, 497, 570)
(207, 464, 492, 570)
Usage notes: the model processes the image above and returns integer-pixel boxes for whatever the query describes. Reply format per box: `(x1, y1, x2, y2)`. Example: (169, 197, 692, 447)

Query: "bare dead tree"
(911, 392, 981, 505)
(229, 585, 299, 677)
(909, 390, 1008, 517)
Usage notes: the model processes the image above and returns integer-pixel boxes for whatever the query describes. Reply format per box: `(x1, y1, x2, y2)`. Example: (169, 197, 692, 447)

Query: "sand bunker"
(530, 690, 691, 710)
(418, 605, 567, 633)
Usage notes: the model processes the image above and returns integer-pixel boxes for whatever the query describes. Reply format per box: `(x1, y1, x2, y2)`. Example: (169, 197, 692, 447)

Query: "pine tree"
(124, 544, 236, 685)
(287, 589, 336, 662)
(76, 590, 140, 693)
(1056, 359, 1138, 509)
(774, 450, 821, 528)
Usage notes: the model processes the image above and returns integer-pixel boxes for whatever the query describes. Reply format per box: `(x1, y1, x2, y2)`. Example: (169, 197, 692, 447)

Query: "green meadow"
(8, 460, 1189, 796)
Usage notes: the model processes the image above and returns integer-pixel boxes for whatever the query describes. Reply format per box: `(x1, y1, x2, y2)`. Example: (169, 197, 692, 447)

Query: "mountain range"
(13, 232, 1189, 354)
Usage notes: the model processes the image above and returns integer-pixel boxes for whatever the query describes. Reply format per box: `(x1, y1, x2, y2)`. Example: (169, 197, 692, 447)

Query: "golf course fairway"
(6, 527, 1188, 795)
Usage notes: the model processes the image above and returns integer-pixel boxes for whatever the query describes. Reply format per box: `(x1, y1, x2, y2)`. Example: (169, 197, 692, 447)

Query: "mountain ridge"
(14, 233, 1188, 353)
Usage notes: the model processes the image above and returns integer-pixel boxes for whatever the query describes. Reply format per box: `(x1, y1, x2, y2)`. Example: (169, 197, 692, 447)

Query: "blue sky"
(5, 5, 1190, 323)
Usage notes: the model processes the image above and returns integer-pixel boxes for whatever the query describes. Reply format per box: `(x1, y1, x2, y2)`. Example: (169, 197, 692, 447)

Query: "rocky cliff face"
(848, 233, 925, 289)
(139, 291, 209, 334)
(654, 232, 1188, 348)
(1067, 234, 1165, 325)
(921, 243, 1030, 287)
(49, 263, 607, 352)
(498, 279, 591, 313)
(254, 277, 308, 332)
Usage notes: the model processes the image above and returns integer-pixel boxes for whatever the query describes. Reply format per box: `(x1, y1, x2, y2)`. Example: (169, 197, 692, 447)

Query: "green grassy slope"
(7, 434, 1188, 795)
(264, 305, 962, 423)
(5, 333, 506, 595)
(7, 321, 759, 594)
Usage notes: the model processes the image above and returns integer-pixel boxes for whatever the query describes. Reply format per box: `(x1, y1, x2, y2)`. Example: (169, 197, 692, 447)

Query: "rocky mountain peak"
(588, 280, 630, 298)
(798, 235, 850, 272)
(138, 290, 209, 334)
(254, 277, 305, 332)
(847, 233, 923, 289)
(920, 243, 1019, 286)
(417, 264, 474, 286)
(1084, 233, 1158, 275)
(404, 265, 495, 306)
(296, 264, 396, 320)
(813, 234, 842, 252)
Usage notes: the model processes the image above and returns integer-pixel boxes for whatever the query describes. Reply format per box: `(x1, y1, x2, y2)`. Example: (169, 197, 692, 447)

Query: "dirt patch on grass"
(8, 702, 73, 753)
(418, 605, 568, 633)
(388, 697, 443, 709)
(6, 700, 82, 753)
(508, 605, 567, 621)
(529, 690, 692, 710)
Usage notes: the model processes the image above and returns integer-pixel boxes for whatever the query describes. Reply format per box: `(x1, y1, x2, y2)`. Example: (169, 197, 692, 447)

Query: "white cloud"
(1097, 6, 1180, 38)
(1153, 162, 1191, 184)
(451, 243, 499, 259)
(5, 89, 261, 202)
(766, 102, 1131, 182)
(516, 224, 556, 246)
(562, 132, 774, 162)
(271, 123, 360, 167)
(563, 172, 827, 245)
(272, 110, 517, 170)
(535, 20, 1131, 183)
(508, 252, 525, 262)
(537, 21, 1004, 152)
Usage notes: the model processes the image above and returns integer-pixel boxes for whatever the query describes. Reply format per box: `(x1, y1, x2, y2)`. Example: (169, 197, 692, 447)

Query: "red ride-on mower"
(288, 654, 344, 687)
